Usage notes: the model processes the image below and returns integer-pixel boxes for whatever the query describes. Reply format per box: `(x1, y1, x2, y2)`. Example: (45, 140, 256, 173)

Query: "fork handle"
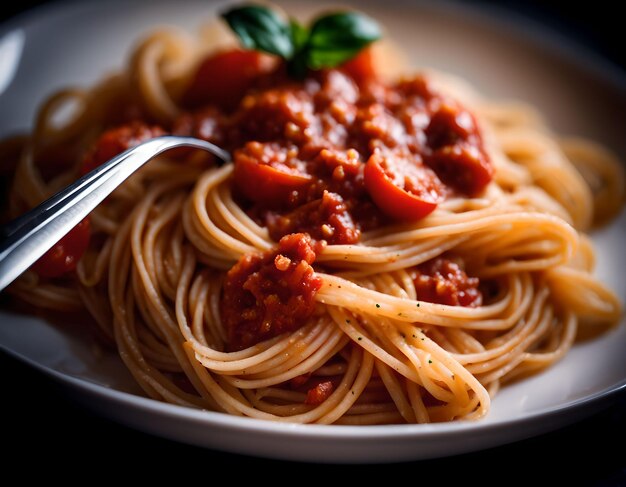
(0, 136, 230, 292)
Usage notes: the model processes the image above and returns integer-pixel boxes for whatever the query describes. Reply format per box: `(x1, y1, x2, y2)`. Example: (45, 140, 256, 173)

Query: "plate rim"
(3, 342, 625, 439)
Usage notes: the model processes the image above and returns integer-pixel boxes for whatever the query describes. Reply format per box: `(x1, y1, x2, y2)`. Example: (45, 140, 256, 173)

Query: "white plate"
(0, 0, 624, 463)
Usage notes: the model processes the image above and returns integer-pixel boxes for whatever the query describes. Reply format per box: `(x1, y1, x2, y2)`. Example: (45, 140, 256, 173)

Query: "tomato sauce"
(221, 233, 323, 350)
(411, 258, 482, 308)
(32, 218, 91, 278)
(178, 52, 492, 348)
(75, 49, 492, 349)
(81, 123, 165, 175)
(305, 380, 335, 405)
(175, 56, 493, 241)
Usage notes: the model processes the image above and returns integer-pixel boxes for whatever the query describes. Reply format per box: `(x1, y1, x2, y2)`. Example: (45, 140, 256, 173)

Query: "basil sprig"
(221, 4, 381, 76)
(222, 5, 294, 58)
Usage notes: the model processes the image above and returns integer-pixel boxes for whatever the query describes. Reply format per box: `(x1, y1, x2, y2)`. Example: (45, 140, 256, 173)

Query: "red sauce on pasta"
(221, 233, 323, 350)
(81, 123, 165, 175)
(305, 380, 335, 405)
(175, 56, 493, 241)
(81, 50, 492, 348)
(412, 258, 482, 307)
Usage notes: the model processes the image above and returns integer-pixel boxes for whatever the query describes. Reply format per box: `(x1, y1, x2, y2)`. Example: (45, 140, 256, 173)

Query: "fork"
(0, 136, 230, 292)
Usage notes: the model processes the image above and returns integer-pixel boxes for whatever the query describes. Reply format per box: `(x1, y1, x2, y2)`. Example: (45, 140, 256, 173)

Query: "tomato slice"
(340, 47, 377, 86)
(81, 123, 165, 175)
(233, 142, 312, 208)
(364, 153, 444, 221)
(185, 49, 268, 110)
(32, 218, 91, 278)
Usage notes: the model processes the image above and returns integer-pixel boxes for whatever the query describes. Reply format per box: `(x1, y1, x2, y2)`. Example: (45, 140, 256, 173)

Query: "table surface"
(1, 0, 625, 482)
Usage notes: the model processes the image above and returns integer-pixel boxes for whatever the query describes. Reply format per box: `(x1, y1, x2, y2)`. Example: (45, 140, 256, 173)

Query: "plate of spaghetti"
(0, 0, 624, 462)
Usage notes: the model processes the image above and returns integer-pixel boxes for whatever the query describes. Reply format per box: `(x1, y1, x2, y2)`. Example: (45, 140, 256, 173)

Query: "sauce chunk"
(185, 54, 495, 347)
(412, 258, 482, 307)
(176, 57, 493, 242)
(81, 122, 165, 175)
(221, 233, 323, 350)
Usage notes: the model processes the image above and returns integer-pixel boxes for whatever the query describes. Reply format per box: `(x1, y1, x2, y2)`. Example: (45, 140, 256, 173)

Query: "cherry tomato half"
(340, 47, 377, 86)
(233, 142, 312, 208)
(32, 217, 91, 278)
(185, 49, 268, 110)
(364, 153, 445, 221)
(81, 123, 165, 175)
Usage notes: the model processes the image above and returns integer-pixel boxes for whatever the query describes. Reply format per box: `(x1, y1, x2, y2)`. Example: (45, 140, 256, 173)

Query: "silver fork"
(0, 136, 230, 292)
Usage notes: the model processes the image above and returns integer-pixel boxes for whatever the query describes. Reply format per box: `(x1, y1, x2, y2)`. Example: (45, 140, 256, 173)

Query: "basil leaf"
(288, 20, 310, 78)
(222, 5, 294, 59)
(307, 47, 363, 70)
(221, 6, 382, 77)
(290, 20, 309, 52)
(306, 12, 380, 68)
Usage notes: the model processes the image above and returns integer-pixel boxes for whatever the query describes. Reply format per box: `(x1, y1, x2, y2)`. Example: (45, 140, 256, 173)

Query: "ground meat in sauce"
(174, 65, 493, 245)
(411, 258, 482, 307)
(76, 54, 493, 351)
(265, 190, 359, 243)
(174, 53, 494, 349)
(221, 233, 323, 350)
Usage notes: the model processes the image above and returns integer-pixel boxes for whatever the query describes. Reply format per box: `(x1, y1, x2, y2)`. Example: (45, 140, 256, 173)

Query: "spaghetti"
(1, 19, 623, 425)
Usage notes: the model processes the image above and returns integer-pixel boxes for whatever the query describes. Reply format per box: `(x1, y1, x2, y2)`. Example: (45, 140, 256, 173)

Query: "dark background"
(1, 1, 624, 483)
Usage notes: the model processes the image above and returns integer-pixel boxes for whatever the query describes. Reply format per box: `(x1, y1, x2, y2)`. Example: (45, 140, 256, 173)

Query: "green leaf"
(221, 6, 382, 78)
(306, 12, 381, 68)
(287, 20, 309, 78)
(289, 20, 309, 52)
(307, 47, 363, 70)
(221, 5, 294, 59)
